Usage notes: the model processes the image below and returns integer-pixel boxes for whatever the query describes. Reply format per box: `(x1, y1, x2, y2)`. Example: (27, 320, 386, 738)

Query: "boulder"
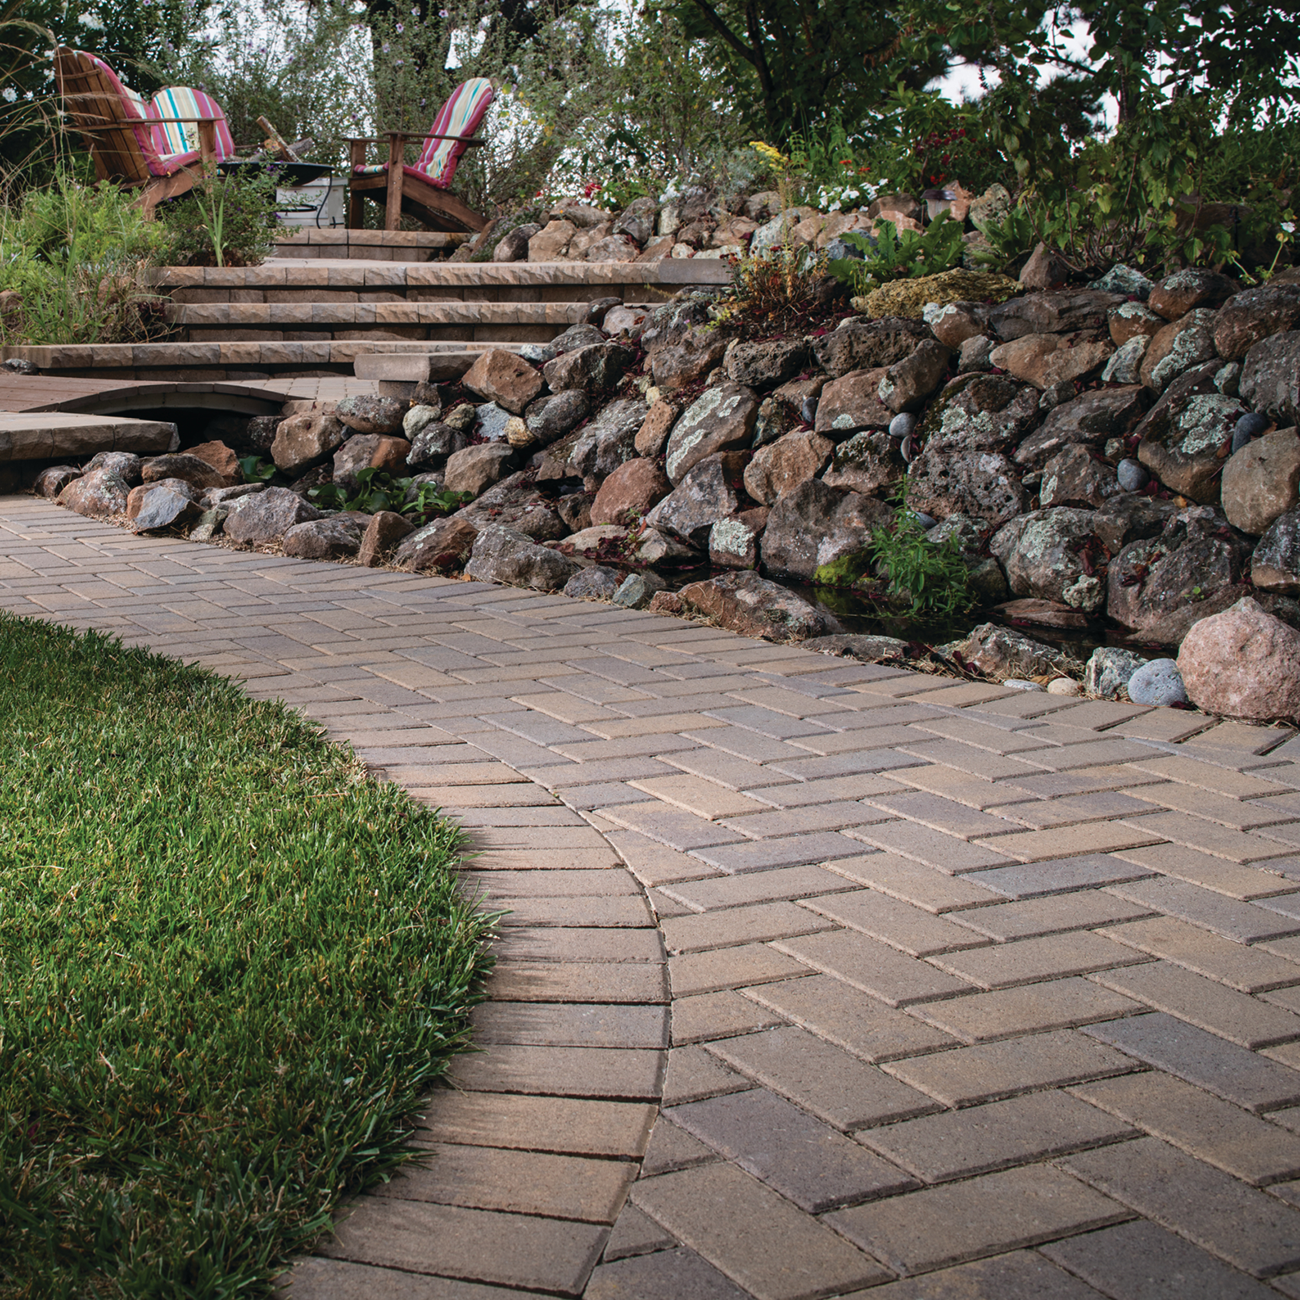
(1220, 427, 1300, 534)
(1101, 336, 1150, 385)
(802, 633, 909, 663)
(602, 305, 649, 338)
(493, 223, 540, 262)
(1135, 391, 1247, 504)
(1014, 385, 1151, 469)
(665, 383, 759, 484)
(1148, 268, 1237, 321)
(568, 398, 650, 480)
(184, 440, 241, 485)
(988, 333, 1112, 389)
(463, 523, 580, 592)
(760, 479, 891, 582)
(925, 301, 989, 349)
(34, 466, 82, 498)
(272, 410, 347, 475)
(820, 431, 906, 496)
(1252, 507, 1300, 592)
(923, 374, 1042, 455)
(394, 516, 479, 571)
(528, 219, 576, 260)
(1019, 241, 1070, 290)
(1139, 308, 1219, 392)
(475, 402, 513, 443)
(551, 323, 608, 354)
(542, 342, 633, 394)
(141, 453, 225, 491)
(335, 394, 406, 435)
(58, 468, 130, 518)
(723, 337, 809, 389)
(525, 390, 590, 445)
(878, 339, 951, 413)
(634, 399, 680, 458)
(282, 515, 366, 560)
(563, 524, 632, 558)
(743, 430, 833, 504)
(649, 336, 729, 389)
(131, 482, 203, 533)
(1240, 331, 1300, 426)
(357, 510, 415, 566)
(990, 508, 1108, 611)
(814, 368, 893, 435)
(244, 415, 281, 455)
(1127, 658, 1188, 706)
(907, 448, 1027, 527)
(987, 290, 1123, 340)
(1085, 646, 1147, 697)
(678, 570, 843, 642)
(1108, 302, 1166, 346)
(1091, 494, 1180, 554)
(947, 623, 1080, 680)
(583, 235, 638, 262)
(1214, 282, 1300, 362)
(709, 509, 767, 570)
(1178, 597, 1300, 721)
(407, 422, 471, 469)
(224, 486, 325, 545)
(591, 457, 671, 525)
(564, 566, 623, 601)
(811, 316, 929, 378)
(613, 196, 657, 245)
(1038, 445, 1121, 509)
(613, 572, 667, 609)
(443, 444, 517, 497)
(85, 451, 143, 484)
(461, 349, 545, 414)
(126, 476, 201, 519)
(1107, 507, 1254, 645)
(333, 435, 411, 489)
(457, 472, 567, 541)
(644, 452, 749, 547)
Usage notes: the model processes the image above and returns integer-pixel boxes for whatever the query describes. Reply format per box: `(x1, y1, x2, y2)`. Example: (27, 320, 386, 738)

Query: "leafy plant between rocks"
(826, 212, 964, 296)
(866, 483, 975, 619)
(157, 166, 283, 268)
(308, 468, 470, 522)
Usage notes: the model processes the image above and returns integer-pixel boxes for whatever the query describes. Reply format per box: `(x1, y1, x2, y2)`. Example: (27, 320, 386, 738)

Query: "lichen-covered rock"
(1038, 445, 1121, 509)
(332, 435, 411, 489)
(989, 508, 1108, 611)
(526, 390, 589, 445)
(1014, 385, 1149, 469)
(863, 270, 1018, 319)
(820, 431, 905, 496)
(1135, 390, 1247, 504)
(613, 571, 667, 609)
(802, 633, 909, 662)
(282, 515, 367, 559)
(908, 449, 1027, 527)
(463, 523, 580, 592)
(987, 290, 1123, 341)
(709, 509, 767, 569)
(947, 623, 1081, 680)
(760, 479, 891, 581)
(644, 452, 749, 548)
(878, 339, 951, 413)
(1085, 646, 1147, 698)
(357, 510, 415, 566)
(925, 301, 987, 349)
(1214, 282, 1300, 362)
(1091, 493, 1180, 554)
(563, 566, 623, 601)
(335, 394, 405, 435)
(34, 465, 82, 498)
(743, 430, 832, 504)
(1100, 335, 1150, 385)
(224, 486, 324, 545)
(811, 316, 929, 378)
(1148, 268, 1237, 321)
(58, 467, 130, 518)
(1220, 427, 1300, 535)
(814, 368, 892, 435)
(988, 333, 1112, 390)
(1139, 308, 1219, 392)
(1107, 301, 1165, 346)
(665, 383, 759, 484)
(678, 570, 843, 642)
(542, 342, 633, 394)
(1252, 507, 1300, 592)
(394, 515, 479, 571)
(1107, 507, 1254, 645)
(568, 398, 650, 480)
(461, 349, 545, 414)
(1178, 597, 1300, 721)
(1239, 330, 1300, 426)
(923, 374, 1041, 456)
(142, 453, 225, 491)
(723, 337, 808, 388)
(85, 451, 143, 485)
(407, 422, 471, 470)
(443, 444, 517, 497)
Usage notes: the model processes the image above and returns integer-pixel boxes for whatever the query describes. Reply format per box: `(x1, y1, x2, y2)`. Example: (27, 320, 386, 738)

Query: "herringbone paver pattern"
(5, 493, 1300, 1297)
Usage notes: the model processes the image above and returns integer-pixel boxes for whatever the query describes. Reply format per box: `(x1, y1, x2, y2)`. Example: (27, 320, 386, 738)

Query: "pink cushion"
(413, 78, 494, 189)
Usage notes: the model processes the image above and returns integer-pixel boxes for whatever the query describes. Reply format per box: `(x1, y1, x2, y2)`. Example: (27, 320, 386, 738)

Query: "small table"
(217, 161, 340, 227)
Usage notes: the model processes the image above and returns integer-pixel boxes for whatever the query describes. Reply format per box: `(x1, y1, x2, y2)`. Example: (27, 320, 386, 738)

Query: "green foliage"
(0, 175, 169, 344)
(714, 239, 827, 329)
(827, 214, 964, 295)
(237, 456, 277, 484)
(868, 485, 974, 619)
(0, 613, 493, 1298)
(157, 166, 280, 268)
(308, 469, 470, 522)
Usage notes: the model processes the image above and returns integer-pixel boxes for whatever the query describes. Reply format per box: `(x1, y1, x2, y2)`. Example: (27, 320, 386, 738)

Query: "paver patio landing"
(7, 493, 1300, 1298)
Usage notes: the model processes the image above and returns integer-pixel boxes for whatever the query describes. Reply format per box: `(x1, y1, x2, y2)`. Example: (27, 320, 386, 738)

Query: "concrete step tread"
(165, 302, 591, 327)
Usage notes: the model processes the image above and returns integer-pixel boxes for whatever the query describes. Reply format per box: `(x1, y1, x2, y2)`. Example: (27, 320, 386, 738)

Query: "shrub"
(157, 167, 281, 268)
(867, 484, 975, 619)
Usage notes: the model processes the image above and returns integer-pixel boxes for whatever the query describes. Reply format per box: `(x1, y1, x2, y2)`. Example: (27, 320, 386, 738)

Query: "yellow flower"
(749, 140, 789, 169)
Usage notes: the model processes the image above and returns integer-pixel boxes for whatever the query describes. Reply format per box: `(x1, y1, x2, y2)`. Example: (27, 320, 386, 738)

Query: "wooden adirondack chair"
(346, 78, 494, 232)
(53, 48, 232, 218)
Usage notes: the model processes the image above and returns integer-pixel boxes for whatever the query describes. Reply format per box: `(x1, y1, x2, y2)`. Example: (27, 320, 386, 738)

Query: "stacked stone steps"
(272, 228, 470, 261)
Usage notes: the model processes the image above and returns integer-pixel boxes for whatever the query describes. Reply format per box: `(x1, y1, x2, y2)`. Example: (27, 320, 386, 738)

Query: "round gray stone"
(1127, 657, 1188, 706)
(889, 412, 917, 440)
(1117, 458, 1149, 492)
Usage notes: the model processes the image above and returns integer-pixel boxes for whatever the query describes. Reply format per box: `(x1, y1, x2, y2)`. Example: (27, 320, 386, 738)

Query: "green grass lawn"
(0, 612, 495, 1299)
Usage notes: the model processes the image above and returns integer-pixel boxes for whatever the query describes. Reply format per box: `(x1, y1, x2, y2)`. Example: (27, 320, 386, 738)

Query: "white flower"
(1283, 221, 1296, 235)
(1, 87, 16, 102)
(78, 12, 104, 29)
(828, 201, 841, 212)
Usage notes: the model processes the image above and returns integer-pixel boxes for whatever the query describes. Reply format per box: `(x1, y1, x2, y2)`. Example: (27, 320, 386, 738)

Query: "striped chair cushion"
(81, 51, 177, 175)
(414, 78, 494, 189)
(150, 86, 237, 162)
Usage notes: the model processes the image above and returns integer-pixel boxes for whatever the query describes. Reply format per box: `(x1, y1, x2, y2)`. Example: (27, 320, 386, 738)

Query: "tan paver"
(2, 494, 1296, 1299)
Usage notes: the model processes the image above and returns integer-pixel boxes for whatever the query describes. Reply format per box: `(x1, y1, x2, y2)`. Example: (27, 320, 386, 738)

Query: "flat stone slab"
(0, 411, 175, 460)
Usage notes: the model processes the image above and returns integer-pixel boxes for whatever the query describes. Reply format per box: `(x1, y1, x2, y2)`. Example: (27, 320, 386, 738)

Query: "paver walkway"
(7, 493, 1300, 1299)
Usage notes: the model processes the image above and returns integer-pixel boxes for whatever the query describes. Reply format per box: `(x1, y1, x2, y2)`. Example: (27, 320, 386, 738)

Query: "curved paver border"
(6, 495, 1300, 1299)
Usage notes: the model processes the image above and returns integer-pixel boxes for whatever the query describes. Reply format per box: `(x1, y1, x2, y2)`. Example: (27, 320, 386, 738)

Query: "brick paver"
(6, 493, 1300, 1296)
